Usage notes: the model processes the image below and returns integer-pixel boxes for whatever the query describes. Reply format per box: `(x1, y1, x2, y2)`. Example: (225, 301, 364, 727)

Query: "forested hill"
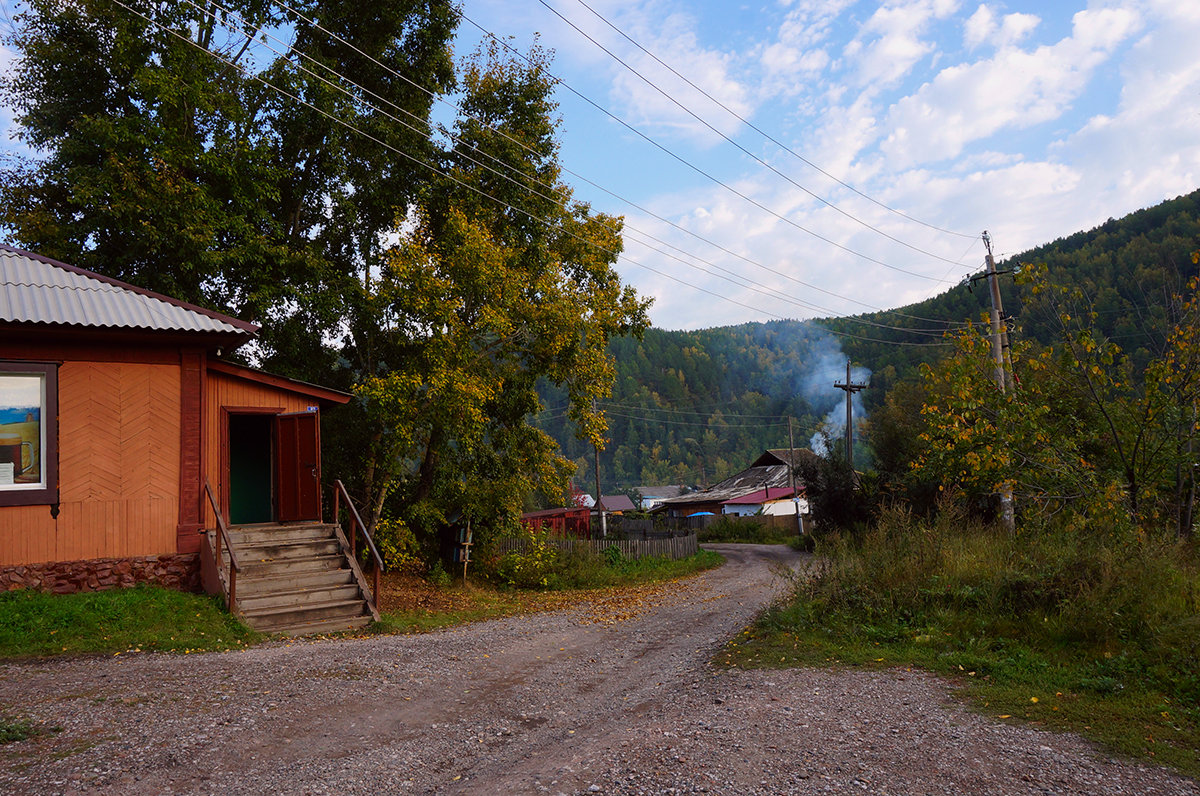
(828, 189, 1200, 402)
(538, 189, 1200, 496)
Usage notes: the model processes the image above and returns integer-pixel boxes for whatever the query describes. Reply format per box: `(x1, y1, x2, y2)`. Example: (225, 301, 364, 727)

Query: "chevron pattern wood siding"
(0, 362, 181, 566)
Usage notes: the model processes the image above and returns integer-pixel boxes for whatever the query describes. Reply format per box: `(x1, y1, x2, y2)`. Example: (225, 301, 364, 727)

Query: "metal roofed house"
(651, 448, 818, 518)
(0, 247, 378, 635)
(631, 484, 688, 511)
(597, 494, 636, 514)
(721, 486, 807, 517)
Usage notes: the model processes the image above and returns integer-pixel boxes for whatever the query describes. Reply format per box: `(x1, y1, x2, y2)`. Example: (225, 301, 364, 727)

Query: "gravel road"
(1, 544, 1195, 795)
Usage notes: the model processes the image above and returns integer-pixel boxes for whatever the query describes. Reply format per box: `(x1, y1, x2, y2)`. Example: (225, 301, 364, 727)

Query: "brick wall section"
(0, 554, 200, 594)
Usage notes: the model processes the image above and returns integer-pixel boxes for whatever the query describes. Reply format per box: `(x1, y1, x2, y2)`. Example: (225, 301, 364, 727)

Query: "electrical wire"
(456, 12, 957, 285)
(543, 0, 977, 257)
(261, 0, 973, 328)
(110, 0, 956, 347)
(561, 0, 978, 241)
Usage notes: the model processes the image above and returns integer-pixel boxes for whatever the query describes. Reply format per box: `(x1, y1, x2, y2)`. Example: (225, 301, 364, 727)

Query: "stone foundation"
(0, 554, 201, 594)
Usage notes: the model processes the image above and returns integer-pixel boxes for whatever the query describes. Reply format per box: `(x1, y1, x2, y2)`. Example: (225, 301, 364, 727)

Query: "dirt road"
(1, 544, 1195, 795)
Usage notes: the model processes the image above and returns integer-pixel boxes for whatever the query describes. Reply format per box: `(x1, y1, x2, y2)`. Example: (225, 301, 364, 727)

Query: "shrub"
(373, 517, 423, 571)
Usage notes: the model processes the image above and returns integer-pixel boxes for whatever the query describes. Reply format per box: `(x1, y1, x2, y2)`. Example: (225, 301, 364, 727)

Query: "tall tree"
(1, 0, 296, 313)
(355, 42, 650, 548)
(0, 0, 458, 359)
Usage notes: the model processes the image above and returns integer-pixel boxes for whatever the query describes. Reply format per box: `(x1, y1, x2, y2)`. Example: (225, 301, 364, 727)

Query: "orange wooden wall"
(0, 361, 181, 566)
(202, 370, 315, 527)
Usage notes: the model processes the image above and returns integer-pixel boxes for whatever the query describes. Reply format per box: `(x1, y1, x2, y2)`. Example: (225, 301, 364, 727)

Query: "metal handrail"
(203, 478, 241, 613)
(333, 479, 383, 601)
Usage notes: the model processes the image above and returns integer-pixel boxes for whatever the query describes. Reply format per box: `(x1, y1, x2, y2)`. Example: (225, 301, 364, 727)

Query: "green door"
(228, 414, 273, 525)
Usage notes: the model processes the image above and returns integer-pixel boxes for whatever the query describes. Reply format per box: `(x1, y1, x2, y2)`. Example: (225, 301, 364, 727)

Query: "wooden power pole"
(983, 231, 1016, 533)
(834, 359, 868, 470)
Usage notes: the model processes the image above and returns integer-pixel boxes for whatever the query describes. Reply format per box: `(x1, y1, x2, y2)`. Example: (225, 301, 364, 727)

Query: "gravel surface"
(1, 544, 1196, 795)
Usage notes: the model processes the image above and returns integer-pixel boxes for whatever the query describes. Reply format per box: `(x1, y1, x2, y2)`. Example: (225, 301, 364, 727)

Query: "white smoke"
(793, 325, 870, 458)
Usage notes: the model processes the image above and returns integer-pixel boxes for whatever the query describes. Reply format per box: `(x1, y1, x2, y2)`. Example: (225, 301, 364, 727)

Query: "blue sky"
(3, 0, 1199, 331)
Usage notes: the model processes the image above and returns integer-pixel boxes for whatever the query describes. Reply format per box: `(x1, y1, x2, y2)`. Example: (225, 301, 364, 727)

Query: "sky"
(3, 0, 1199, 331)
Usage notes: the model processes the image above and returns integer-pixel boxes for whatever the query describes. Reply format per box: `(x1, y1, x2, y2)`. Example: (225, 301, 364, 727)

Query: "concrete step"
(236, 568, 354, 596)
(242, 598, 369, 633)
(237, 583, 363, 613)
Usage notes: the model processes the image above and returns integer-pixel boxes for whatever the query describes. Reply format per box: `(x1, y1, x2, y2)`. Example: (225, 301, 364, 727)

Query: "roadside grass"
(0, 549, 722, 657)
(0, 584, 260, 660)
(722, 505, 1200, 779)
(697, 516, 798, 546)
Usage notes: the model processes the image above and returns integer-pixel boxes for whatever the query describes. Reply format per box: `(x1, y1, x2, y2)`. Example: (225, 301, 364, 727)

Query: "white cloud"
(879, 6, 1141, 168)
(601, 7, 754, 146)
(758, 0, 855, 96)
(845, 0, 960, 89)
(964, 5, 996, 49)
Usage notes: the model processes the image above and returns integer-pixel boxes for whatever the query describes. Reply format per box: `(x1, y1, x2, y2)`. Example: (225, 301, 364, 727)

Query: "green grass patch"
(0, 716, 42, 744)
(0, 584, 261, 660)
(723, 505, 1200, 778)
(543, 546, 724, 590)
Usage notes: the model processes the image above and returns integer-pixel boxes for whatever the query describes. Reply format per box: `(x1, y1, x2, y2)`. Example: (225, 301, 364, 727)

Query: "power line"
(547, 0, 977, 245)
(260, 0, 972, 329)
(457, 12, 958, 286)
(108, 1, 957, 348)
(170, 1, 965, 341)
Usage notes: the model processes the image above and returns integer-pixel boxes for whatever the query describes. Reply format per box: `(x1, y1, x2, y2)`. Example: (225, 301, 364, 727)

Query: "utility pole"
(983, 231, 1016, 533)
(593, 442, 606, 538)
(833, 359, 868, 470)
(788, 417, 803, 535)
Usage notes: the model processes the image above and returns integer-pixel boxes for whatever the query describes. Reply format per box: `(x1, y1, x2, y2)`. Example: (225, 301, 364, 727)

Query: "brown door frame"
(220, 406, 283, 523)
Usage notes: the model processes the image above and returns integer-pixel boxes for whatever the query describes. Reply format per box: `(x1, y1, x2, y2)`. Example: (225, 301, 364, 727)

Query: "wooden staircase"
(206, 522, 380, 636)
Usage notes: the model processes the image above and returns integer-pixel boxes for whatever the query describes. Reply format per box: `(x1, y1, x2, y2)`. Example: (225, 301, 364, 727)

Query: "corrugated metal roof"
(657, 465, 793, 506)
(0, 247, 257, 338)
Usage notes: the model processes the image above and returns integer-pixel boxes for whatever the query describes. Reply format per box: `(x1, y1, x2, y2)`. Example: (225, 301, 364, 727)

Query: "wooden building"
(0, 247, 350, 594)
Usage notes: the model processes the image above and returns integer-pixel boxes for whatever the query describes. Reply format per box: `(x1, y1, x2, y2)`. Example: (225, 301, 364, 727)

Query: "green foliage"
(914, 266, 1200, 526)
(373, 518, 422, 572)
(495, 526, 559, 589)
(0, 585, 259, 659)
(696, 516, 797, 545)
(352, 41, 649, 554)
(794, 436, 875, 530)
(426, 560, 452, 588)
(0, 716, 42, 744)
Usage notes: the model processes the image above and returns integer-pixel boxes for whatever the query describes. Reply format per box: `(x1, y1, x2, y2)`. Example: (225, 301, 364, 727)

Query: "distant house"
(519, 506, 591, 537)
(596, 494, 636, 514)
(631, 484, 688, 511)
(652, 448, 817, 519)
(0, 247, 351, 598)
(721, 486, 807, 517)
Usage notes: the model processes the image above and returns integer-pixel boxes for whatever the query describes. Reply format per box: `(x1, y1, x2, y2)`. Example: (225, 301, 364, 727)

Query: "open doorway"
(228, 413, 274, 525)
(225, 409, 323, 525)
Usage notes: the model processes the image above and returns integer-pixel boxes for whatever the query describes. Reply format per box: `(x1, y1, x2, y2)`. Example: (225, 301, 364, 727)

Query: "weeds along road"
(1, 544, 1195, 795)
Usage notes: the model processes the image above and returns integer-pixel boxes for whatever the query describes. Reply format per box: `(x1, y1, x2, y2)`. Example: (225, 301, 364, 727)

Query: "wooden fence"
(494, 530, 698, 562)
